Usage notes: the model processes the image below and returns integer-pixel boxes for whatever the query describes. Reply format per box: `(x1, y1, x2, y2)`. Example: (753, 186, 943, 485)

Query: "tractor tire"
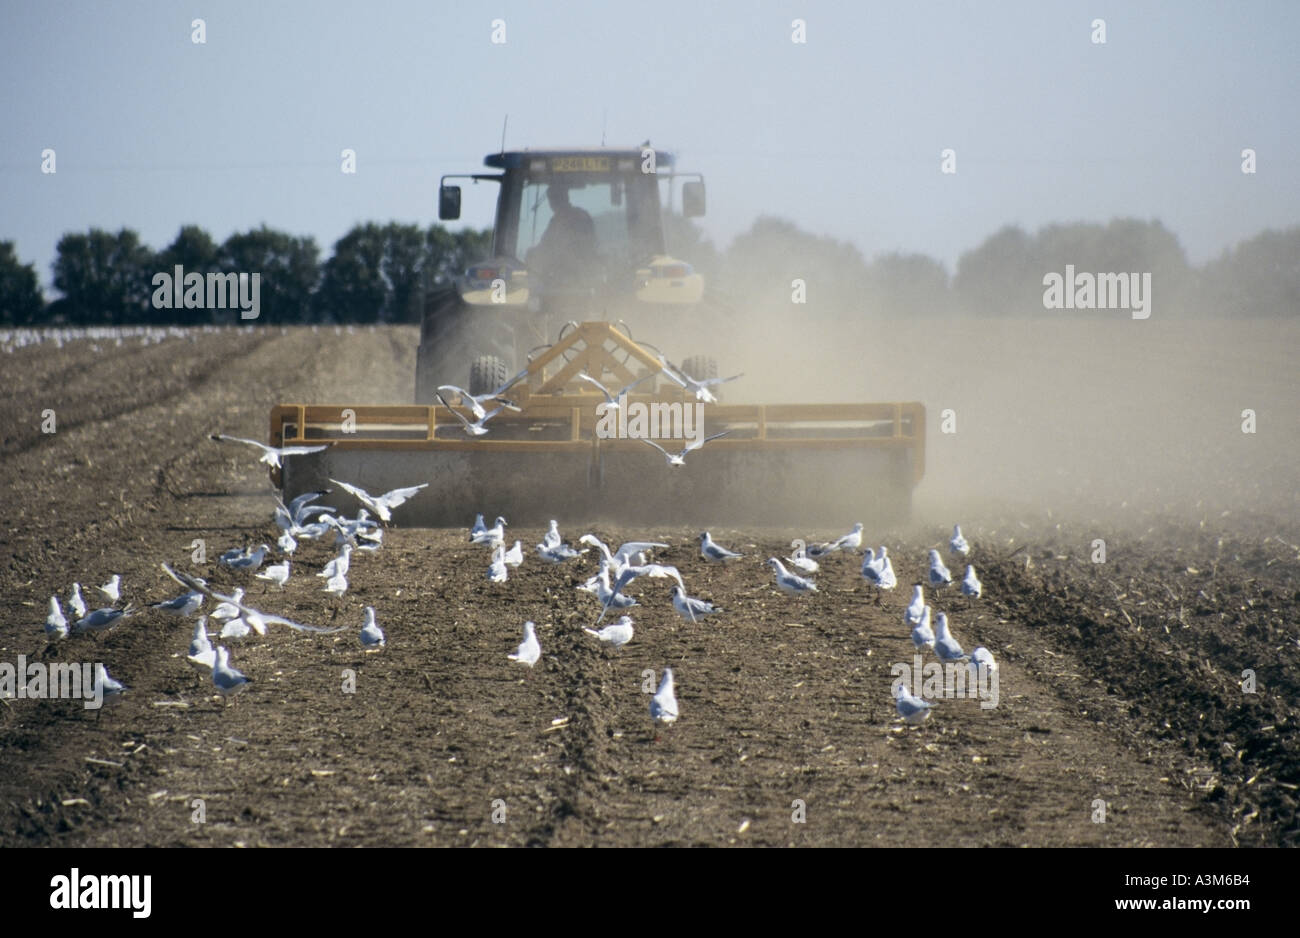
(469, 355, 510, 397)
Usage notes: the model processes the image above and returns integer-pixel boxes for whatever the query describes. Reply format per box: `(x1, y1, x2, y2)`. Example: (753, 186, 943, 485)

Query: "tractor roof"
(484, 147, 675, 170)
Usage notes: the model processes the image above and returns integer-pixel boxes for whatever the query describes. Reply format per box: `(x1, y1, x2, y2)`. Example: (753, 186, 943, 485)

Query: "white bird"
(69, 583, 87, 620)
(650, 668, 679, 724)
(256, 559, 290, 587)
(436, 383, 522, 421)
(536, 541, 584, 563)
(640, 431, 729, 467)
(894, 683, 933, 725)
(657, 355, 743, 403)
(950, 524, 970, 557)
(212, 646, 251, 703)
(592, 566, 637, 611)
(318, 543, 353, 579)
(861, 547, 898, 593)
(222, 544, 270, 572)
(161, 564, 343, 634)
(904, 585, 925, 626)
(73, 606, 131, 634)
(928, 550, 952, 588)
(598, 564, 685, 623)
(830, 523, 864, 553)
(210, 433, 327, 469)
(961, 564, 982, 599)
(876, 547, 898, 590)
(671, 585, 719, 623)
(786, 543, 819, 574)
(507, 621, 541, 667)
(541, 520, 562, 549)
(323, 571, 349, 597)
(329, 478, 428, 524)
(969, 646, 997, 681)
(45, 596, 68, 640)
(583, 616, 635, 648)
(575, 370, 658, 408)
(503, 540, 524, 566)
(220, 618, 252, 641)
(934, 612, 966, 662)
(911, 606, 935, 652)
(487, 545, 509, 582)
(279, 489, 334, 529)
(472, 516, 507, 548)
(209, 587, 244, 622)
(437, 392, 508, 436)
(277, 530, 298, 555)
(767, 557, 818, 595)
(94, 663, 127, 707)
(98, 574, 121, 602)
(360, 606, 385, 650)
(186, 618, 216, 671)
(578, 535, 667, 576)
(469, 513, 487, 540)
(804, 541, 835, 559)
(150, 589, 204, 617)
(699, 531, 742, 562)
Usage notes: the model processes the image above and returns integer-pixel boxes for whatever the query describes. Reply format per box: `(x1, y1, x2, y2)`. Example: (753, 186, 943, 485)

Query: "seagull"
(650, 668, 679, 725)
(220, 618, 252, 641)
(861, 547, 898, 595)
(323, 571, 349, 597)
(437, 392, 508, 436)
(472, 516, 507, 548)
(928, 549, 952, 588)
(961, 564, 982, 599)
(950, 524, 970, 557)
(969, 646, 997, 681)
(277, 530, 298, 555)
(256, 559, 290, 587)
(73, 606, 131, 634)
(212, 646, 251, 704)
(767, 558, 818, 595)
(488, 545, 509, 582)
(894, 683, 933, 725)
(876, 547, 898, 590)
(934, 612, 966, 662)
(657, 355, 743, 403)
(575, 370, 658, 409)
(804, 541, 836, 559)
(904, 585, 925, 626)
(507, 622, 541, 667)
(329, 479, 428, 524)
(591, 566, 637, 611)
(436, 383, 522, 421)
(640, 431, 729, 468)
(830, 523, 864, 553)
(94, 664, 127, 708)
(671, 585, 719, 623)
(210, 433, 328, 469)
(579, 535, 667, 576)
(584, 616, 634, 648)
(209, 587, 244, 622)
(218, 546, 249, 564)
(599, 564, 685, 623)
(699, 531, 742, 562)
(469, 513, 487, 541)
(503, 540, 524, 566)
(161, 564, 344, 634)
(45, 597, 68, 640)
(222, 544, 270, 572)
(541, 520, 562, 549)
(281, 489, 334, 528)
(69, 583, 87, 620)
(911, 606, 935, 652)
(186, 618, 216, 672)
(318, 543, 353, 579)
(149, 589, 204, 617)
(536, 541, 584, 564)
(360, 607, 385, 650)
(98, 574, 121, 602)
(786, 543, 819, 574)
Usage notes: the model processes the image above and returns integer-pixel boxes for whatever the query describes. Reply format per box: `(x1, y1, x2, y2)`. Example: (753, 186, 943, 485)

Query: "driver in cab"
(526, 181, 598, 283)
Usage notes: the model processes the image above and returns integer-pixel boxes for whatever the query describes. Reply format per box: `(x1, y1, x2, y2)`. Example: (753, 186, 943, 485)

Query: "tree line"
(0, 218, 1295, 325)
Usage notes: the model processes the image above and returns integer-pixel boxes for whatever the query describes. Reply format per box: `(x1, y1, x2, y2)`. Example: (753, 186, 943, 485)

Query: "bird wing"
(616, 370, 659, 397)
(575, 372, 614, 403)
(438, 385, 487, 420)
(212, 434, 273, 455)
(683, 430, 730, 454)
(488, 366, 531, 399)
(436, 393, 478, 431)
(329, 478, 375, 506)
(278, 444, 329, 456)
(377, 483, 428, 508)
(699, 373, 744, 387)
(639, 438, 671, 459)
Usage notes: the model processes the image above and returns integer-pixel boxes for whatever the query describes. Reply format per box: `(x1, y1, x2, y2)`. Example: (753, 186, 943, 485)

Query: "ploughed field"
(0, 321, 1295, 847)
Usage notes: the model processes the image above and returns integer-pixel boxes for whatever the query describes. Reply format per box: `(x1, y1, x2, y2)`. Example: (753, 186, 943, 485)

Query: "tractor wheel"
(469, 355, 510, 397)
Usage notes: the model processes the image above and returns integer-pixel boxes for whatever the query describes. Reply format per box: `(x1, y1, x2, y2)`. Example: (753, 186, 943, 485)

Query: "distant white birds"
(186, 618, 216, 671)
(650, 668, 679, 725)
(576, 370, 658, 408)
(275, 489, 335, 533)
(767, 557, 818, 595)
(862, 547, 896, 590)
(210, 433, 328, 469)
(212, 646, 251, 704)
(928, 549, 952, 588)
(699, 531, 742, 562)
(961, 564, 982, 599)
(584, 616, 634, 648)
(256, 559, 290, 587)
(222, 544, 270, 572)
(488, 545, 509, 582)
(969, 646, 997, 681)
(933, 612, 966, 662)
(161, 563, 343, 634)
(329, 479, 428, 524)
(149, 588, 204, 617)
(904, 585, 925, 626)
(671, 585, 720, 623)
(45, 597, 68, 640)
(911, 605, 935, 652)
(508, 621, 541, 667)
(640, 431, 729, 467)
(472, 516, 507, 548)
(360, 606, 385, 650)
(658, 355, 743, 403)
(98, 574, 121, 602)
(503, 540, 524, 567)
(69, 583, 87, 620)
(73, 606, 130, 634)
(894, 683, 933, 725)
(94, 663, 127, 707)
(949, 524, 970, 557)
(438, 392, 509, 436)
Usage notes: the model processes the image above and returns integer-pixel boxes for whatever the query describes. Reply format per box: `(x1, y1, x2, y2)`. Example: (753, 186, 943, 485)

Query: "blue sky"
(2, 0, 1297, 292)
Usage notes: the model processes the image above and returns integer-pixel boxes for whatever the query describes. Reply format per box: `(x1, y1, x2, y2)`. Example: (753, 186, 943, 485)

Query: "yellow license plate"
(551, 157, 610, 172)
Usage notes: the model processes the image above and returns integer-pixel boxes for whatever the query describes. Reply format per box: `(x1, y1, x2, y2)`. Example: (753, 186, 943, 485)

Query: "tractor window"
(516, 176, 660, 278)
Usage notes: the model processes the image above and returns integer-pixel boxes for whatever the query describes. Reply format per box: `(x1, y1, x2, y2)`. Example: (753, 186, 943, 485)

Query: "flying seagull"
(210, 433, 328, 469)
(640, 431, 729, 467)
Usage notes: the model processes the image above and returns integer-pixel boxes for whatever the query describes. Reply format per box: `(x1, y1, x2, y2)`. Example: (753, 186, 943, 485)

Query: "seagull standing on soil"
(318, 543, 353, 580)
(591, 567, 637, 611)
(150, 588, 205, 618)
(74, 606, 131, 634)
(209, 588, 243, 622)
(329, 479, 429, 524)
(969, 646, 997, 681)
(508, 622, 541, 667)
(928, 550, 952, 588)
(187, 618, 216, 672)
(223, 545, 270, 572)
(98, 575, 121, 603)
(911, 606, 936, 653)
(256, 560, 290, 587)
(69, 583, 87, 620)
(94, 664, 127, 707)
(640, 431, 730, 468)
(934, 612, 966, 662)
(488, 545, 509, 582)
(767, 558, 818, 595)
(651, 668, 679, 726)
(584, 616, 634, 648)
(45, 597, 68, 640)
(904, 585, 925, 627)
(212, 646, 251, 705)
(949, 524, 970, 558)
(831, 523, 865, 554)
(786, 543, 819, 574)
(961, 564, 982, 599)
(894, 683, 933, 725)
(210, 433, 328, 469)
(323, 570, 349, 597)
(472, 516, 507, 548)
(161, 564, 343, 634)
(671, 585, 720, 623)
(360, 607, 385, 650)
(699, 531, 743, 562)
(469, 513, 487, 541)
(541, 520, 562, 549)
(536, 541, 584, 563)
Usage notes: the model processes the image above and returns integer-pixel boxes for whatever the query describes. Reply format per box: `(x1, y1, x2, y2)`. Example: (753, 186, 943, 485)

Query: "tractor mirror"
(682, 181, 706, 217)
(439, 185, 462, 221)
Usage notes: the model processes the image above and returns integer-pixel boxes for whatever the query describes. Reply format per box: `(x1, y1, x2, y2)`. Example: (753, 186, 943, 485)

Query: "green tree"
(0, 241, 45, 325)
(218, 226, 319, 323)
(52, 228, 155, 324)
